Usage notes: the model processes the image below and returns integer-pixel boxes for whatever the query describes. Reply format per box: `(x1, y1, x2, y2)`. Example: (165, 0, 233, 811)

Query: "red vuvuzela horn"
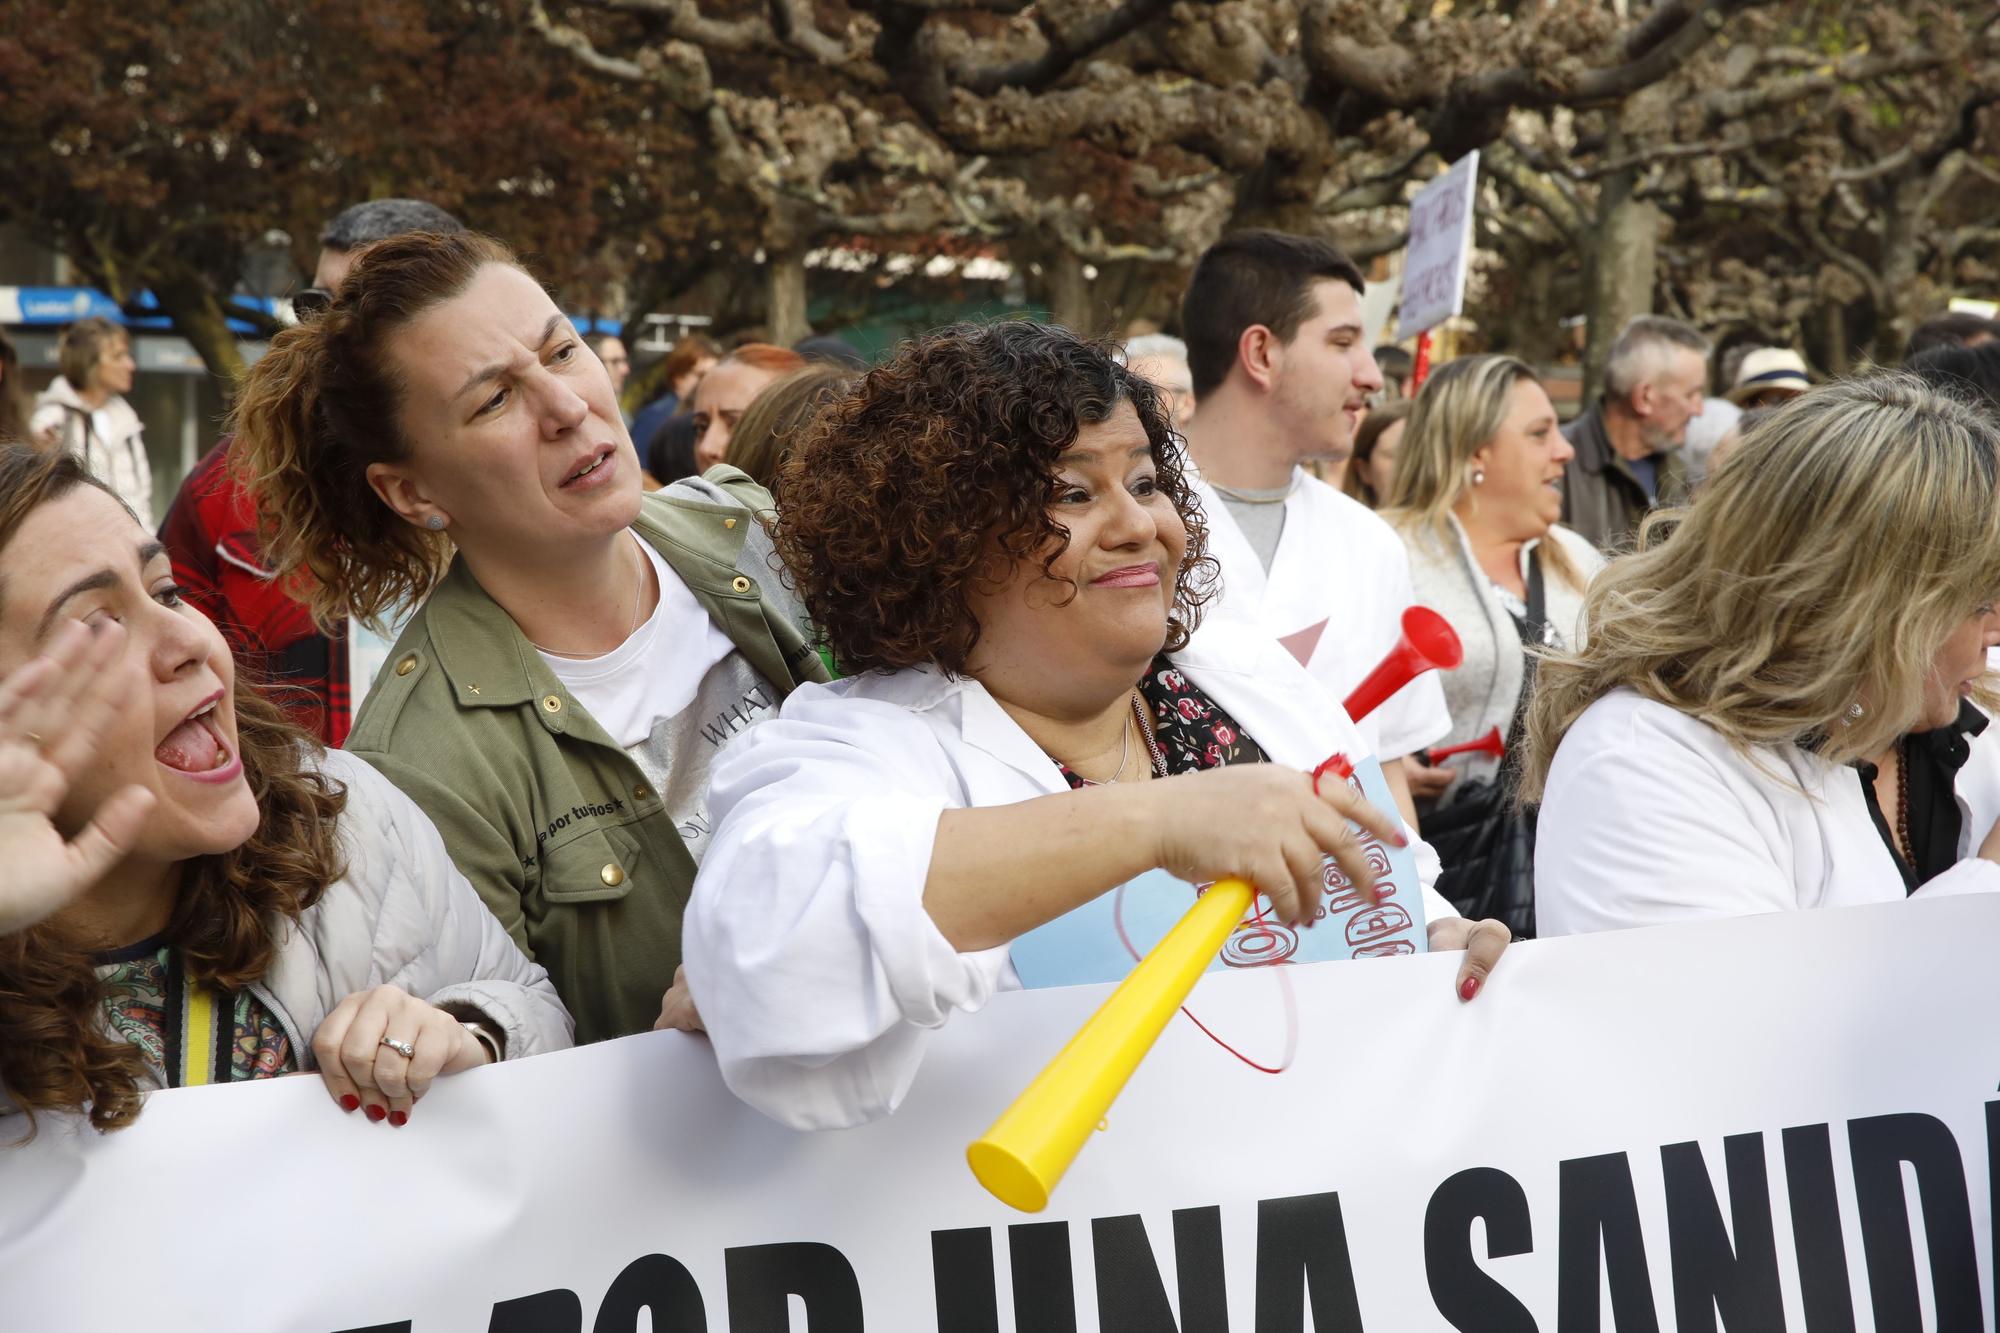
(1342, 607, 1464, 723)
(1428, 726, 1506, 763)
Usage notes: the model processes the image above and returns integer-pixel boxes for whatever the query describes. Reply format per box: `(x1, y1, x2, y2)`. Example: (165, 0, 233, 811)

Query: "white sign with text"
(1, 896, 1994, 1331)
(1396, 151, 1482, 341)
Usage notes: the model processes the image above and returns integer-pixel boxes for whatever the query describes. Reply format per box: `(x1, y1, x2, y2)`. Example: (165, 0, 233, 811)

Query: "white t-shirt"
(1191, 468, 1452, 760)
(539, 535, 779, 863)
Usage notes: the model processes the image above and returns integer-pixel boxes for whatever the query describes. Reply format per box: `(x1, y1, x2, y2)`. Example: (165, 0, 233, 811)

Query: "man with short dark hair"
(1177, 230, 1449, 824)
(1905, 310, 2000, 362)
(1560, 315, 1710, 552)
(158, 199, 466, 744)
(307, 198, 465, 301)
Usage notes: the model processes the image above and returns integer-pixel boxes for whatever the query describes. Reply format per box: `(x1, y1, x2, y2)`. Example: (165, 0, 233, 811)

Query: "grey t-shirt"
(1213, 486, 1292, 572)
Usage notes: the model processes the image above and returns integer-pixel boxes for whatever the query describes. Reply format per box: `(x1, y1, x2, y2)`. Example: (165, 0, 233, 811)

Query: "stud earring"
(1845, 702, 1865, 723)
(1471, 469, 1486, 486)
(426, 515, 447, 532)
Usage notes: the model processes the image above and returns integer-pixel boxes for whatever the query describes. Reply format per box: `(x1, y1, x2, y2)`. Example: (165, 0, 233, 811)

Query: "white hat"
(1727, 347, 1812, 404)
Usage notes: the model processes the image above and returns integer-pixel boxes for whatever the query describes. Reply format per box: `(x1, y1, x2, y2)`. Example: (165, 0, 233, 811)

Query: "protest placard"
(1395, 151, 1481, 342)
(2, 896, 1993, 1331)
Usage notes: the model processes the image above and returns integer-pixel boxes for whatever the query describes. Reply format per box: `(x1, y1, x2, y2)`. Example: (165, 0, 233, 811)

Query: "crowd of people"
(3, 194, 1999, 1140)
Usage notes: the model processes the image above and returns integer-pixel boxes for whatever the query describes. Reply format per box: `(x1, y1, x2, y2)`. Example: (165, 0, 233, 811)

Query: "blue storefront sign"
(0, 286, 287, 334)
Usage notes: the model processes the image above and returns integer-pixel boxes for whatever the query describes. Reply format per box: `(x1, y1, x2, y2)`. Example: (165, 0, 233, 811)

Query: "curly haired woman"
(0, 444, 571, 1137)
(681, 322, 1511, 1129)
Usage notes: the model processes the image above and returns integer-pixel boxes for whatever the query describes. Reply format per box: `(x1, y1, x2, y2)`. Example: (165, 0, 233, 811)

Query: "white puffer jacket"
(29, 377, 152, 523)
(2, 750, 573, 1119)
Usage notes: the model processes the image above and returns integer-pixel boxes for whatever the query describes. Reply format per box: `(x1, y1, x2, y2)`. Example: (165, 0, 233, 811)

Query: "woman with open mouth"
(0, 445, 571, 1137)
(230, 232, 829, 1045)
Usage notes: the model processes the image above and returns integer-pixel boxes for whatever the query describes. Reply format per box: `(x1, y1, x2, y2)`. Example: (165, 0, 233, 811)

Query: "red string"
(1112, 878, 1297, 1076)
(1098, 750, 1355, 1077)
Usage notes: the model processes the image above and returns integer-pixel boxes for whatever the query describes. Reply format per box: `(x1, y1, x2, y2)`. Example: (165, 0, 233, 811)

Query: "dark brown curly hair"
(0, 445, 348, 1138)
(773, 321, 1218, 674)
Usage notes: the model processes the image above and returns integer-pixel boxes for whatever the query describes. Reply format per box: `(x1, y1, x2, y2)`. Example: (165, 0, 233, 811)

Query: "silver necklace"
(1076, 708, 1134, 786)
(525, 536, 647, 659)
(1076, 692, 1165, 785)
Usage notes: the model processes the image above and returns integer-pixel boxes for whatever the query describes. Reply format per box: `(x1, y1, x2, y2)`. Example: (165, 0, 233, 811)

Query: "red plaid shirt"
(158, 439, 352, 746)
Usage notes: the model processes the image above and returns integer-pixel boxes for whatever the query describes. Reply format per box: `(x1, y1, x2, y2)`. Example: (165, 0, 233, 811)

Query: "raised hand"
(0, 621, 155, 936)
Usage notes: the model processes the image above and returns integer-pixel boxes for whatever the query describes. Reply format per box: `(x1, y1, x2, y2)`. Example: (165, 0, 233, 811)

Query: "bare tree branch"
(527, 0, 715, 109)
(599, 0, 768, 52)
(959, 0, 1186, 95)
(1701, 48, 1951, 122)
(1482, 138, 1588, 241)
(1471, 0, 1760, 110)
(1793, 200, 1886, 308)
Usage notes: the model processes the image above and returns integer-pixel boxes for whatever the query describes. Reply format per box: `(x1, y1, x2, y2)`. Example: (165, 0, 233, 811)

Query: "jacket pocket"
(538, 824, 645, 905)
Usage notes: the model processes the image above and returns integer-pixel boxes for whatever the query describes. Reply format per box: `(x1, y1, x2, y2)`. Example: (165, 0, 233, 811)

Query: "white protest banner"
(1395, 151, 1481, 341)
(2, 896, 1995, 1331)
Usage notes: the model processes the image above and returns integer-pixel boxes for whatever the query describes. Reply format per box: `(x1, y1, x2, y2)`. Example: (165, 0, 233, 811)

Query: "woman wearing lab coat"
(683, 322, 1511, 1130)
(1523, 374, 2000, 935)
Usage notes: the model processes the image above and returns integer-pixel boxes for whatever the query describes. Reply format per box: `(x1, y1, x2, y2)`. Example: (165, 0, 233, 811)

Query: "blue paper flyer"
(1008, 754, 1427, 989)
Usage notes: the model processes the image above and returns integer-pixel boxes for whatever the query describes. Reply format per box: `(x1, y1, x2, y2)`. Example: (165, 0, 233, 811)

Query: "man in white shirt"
(1177, 230, 1451, 824)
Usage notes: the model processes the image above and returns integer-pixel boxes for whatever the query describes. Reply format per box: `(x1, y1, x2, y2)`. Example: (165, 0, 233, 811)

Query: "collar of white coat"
(859, 620, 1369, 783)
(1185, 462, 1303, 604)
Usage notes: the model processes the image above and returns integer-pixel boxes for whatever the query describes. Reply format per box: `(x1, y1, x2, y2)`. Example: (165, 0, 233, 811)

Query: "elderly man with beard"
(1559, 315, 1710, 553)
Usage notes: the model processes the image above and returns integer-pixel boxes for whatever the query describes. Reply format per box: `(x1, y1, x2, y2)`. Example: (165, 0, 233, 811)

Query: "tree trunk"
(764, 250, 810, 347)
(150, 263, 248, 392)
(1812, 300, 1853, 378)
(1873, 182, 1927, 363)
(1579, 165, 1660, 405)
(1496, 245, 1564, 369)
(1039, 247, 1096, 335)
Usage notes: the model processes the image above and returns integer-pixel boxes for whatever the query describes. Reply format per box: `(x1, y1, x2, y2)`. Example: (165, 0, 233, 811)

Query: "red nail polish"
(339, 1094, 360, 1113)
(389, 1110, 408, 1128)
(364, 1103, 387, 1122)
(1459, 976, 1481, 1002)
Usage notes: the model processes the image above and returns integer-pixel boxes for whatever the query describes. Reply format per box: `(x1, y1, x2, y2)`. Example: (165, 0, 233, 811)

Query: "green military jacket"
(346, 470, 830, 1044)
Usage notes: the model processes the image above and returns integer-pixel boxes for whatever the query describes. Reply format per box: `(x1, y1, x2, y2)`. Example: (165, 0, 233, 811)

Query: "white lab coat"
(683, 624, 1454, 1130)
(1192, 469, 1453, 761)
(1536, 688, 2000, 936)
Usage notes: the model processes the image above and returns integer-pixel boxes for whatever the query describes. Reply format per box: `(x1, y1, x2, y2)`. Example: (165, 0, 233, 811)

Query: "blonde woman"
(1380, 356, 1603, 933)
(1524, 375, 2000, 935)
(30, 317, 151, 521)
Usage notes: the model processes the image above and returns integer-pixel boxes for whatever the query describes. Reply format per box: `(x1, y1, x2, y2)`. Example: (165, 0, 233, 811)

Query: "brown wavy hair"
(727, 363, 855, 491)
(0, 445, 348, 1137)
(229, 230, 521, 632)
(773, 321, 1218, 674)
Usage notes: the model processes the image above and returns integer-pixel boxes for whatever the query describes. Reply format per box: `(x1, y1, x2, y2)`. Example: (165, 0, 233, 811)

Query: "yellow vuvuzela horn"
(966, 876, 1255, 1212)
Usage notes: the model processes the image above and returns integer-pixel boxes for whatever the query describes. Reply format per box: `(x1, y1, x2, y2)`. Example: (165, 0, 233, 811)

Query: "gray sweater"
(1396, 515, 1603, 799)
